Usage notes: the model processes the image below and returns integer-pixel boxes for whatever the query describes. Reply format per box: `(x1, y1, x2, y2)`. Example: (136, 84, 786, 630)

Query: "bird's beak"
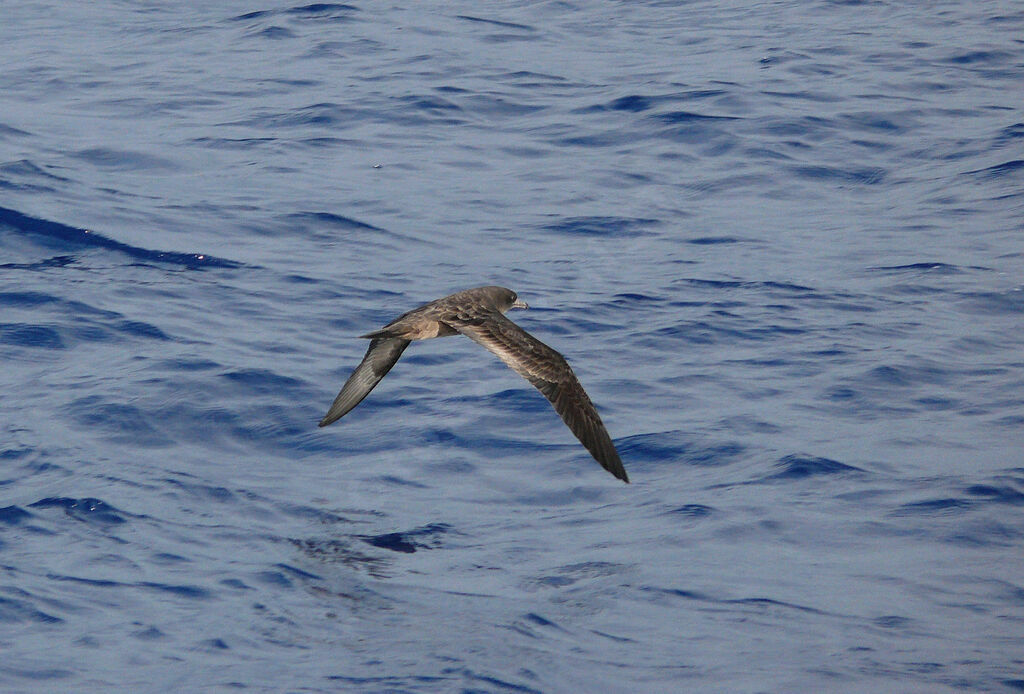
(512, 299, 529, 310)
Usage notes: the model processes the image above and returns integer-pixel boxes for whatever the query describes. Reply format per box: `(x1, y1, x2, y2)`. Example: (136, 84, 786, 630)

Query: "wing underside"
(449, 311, 628, 482)
(318, 337, 410, 427)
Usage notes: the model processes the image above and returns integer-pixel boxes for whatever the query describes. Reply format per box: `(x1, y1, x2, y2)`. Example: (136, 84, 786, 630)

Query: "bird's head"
(485, 286, 529, 312)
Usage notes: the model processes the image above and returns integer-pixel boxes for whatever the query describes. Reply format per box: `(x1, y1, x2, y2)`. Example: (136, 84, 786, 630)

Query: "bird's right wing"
(319, 337, 410, 427)
(448, 310, 629, 482)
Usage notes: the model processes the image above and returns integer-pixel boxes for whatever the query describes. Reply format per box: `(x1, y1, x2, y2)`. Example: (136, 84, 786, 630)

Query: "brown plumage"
(319, 286, 629, 483)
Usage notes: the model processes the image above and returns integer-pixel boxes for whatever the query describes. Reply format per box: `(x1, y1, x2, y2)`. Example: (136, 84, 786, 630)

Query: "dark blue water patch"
(400, 94, 463, 114)
(618, 431, 744, 467)
(138, 581, 211, 599)
(605, 95, 655, 113)
(864, 363, 952, 388)
(286, 210, 382, 231)
(869, 262, 965, 275)
(251, 25, 295, 39)
(254, 570, 295, 588)
(360, 523, 453, 554)
(373, 475, 430, 489)
(116, 320, 171, 341)
(686, 236, 742, 245)
(588, 90, 730, 115)
(132, 625, 165, 640)
(448, 669, 543, 694)
(274, 562, 323, 581)
(761, 454, 864, 481)
(611, 292, 665, 306)
(0, 205, 242, 269)
(152, 552, 191, 566)
(189, 135, 279, 151)
(725, 596, 826, 615)
(232, 9, 273, 20)
(838, 112, 906, 133)
(540, 216, 658, 238)
(963, 160, 1024, 178)
(667, 504, 714, 519)
(28, 497, 127, 525)
(994, 122, 1024, 147)
(286, 3, 359, 17)
(946, 50, 1013, 66)
(524, 612, 561, 629)
(456, 14, 534, 31)
(873, 615, 913, 629)
(639, 586, 711, 604)
(46, 573, 211, 599)
(614, 432, 687, 464)
(653, 111, 739, 125)
(0, 323, 64, 349)
(0, 159, 69, 183)
(0, 506, 33, 525)
(0, 123, 32, 138)
(0, 595, 63, 624)
(487, 387, 554, 414)
(963, 484, 1024, 506)
(890, 498, 973, 516)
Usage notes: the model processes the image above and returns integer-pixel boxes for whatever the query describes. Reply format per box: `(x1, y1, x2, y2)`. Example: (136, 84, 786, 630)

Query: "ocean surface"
(2, 2, 1023, 692)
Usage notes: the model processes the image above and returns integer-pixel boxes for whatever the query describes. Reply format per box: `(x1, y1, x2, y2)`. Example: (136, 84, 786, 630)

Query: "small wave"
(0, 505, 33, 525)
(0, 206, 241, 270)
(359, 522, 453, 554)
(963, 160, 1024, 178)
(869, 262, 966, 275)
(456, 15, 534, 31)
(46, 573, 211, 599)
(287, 3, 359, 16)
(0, 324, 64, 350)
(761, 454, 864, 481)
(0, 594, 63, 624)
(541, 216, 658, 237)
(28, 497, 127, 525)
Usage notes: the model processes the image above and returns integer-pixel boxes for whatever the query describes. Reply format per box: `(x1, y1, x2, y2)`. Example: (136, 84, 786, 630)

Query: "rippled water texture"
(2, 2, 1023, 692)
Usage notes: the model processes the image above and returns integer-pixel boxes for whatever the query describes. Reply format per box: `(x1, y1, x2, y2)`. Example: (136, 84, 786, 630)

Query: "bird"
(318, 286, 629, 482)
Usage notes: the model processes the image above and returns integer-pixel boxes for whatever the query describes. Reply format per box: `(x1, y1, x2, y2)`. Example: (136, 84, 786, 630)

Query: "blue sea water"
(2, 1, 1024, 691)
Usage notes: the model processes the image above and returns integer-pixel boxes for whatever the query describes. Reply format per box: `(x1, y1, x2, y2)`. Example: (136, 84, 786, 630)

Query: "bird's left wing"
(319, 337, 410, 427)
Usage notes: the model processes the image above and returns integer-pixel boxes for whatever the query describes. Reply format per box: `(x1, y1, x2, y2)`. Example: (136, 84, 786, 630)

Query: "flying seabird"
(318, 286, 629, 482)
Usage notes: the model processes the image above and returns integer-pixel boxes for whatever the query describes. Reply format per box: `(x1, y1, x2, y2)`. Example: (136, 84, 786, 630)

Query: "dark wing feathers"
(448, 310, 629, 482)
(318, 337, 410, 427)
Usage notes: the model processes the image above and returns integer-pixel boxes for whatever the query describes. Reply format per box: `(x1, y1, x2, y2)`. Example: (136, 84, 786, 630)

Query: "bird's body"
(319, 286, 629, 482)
